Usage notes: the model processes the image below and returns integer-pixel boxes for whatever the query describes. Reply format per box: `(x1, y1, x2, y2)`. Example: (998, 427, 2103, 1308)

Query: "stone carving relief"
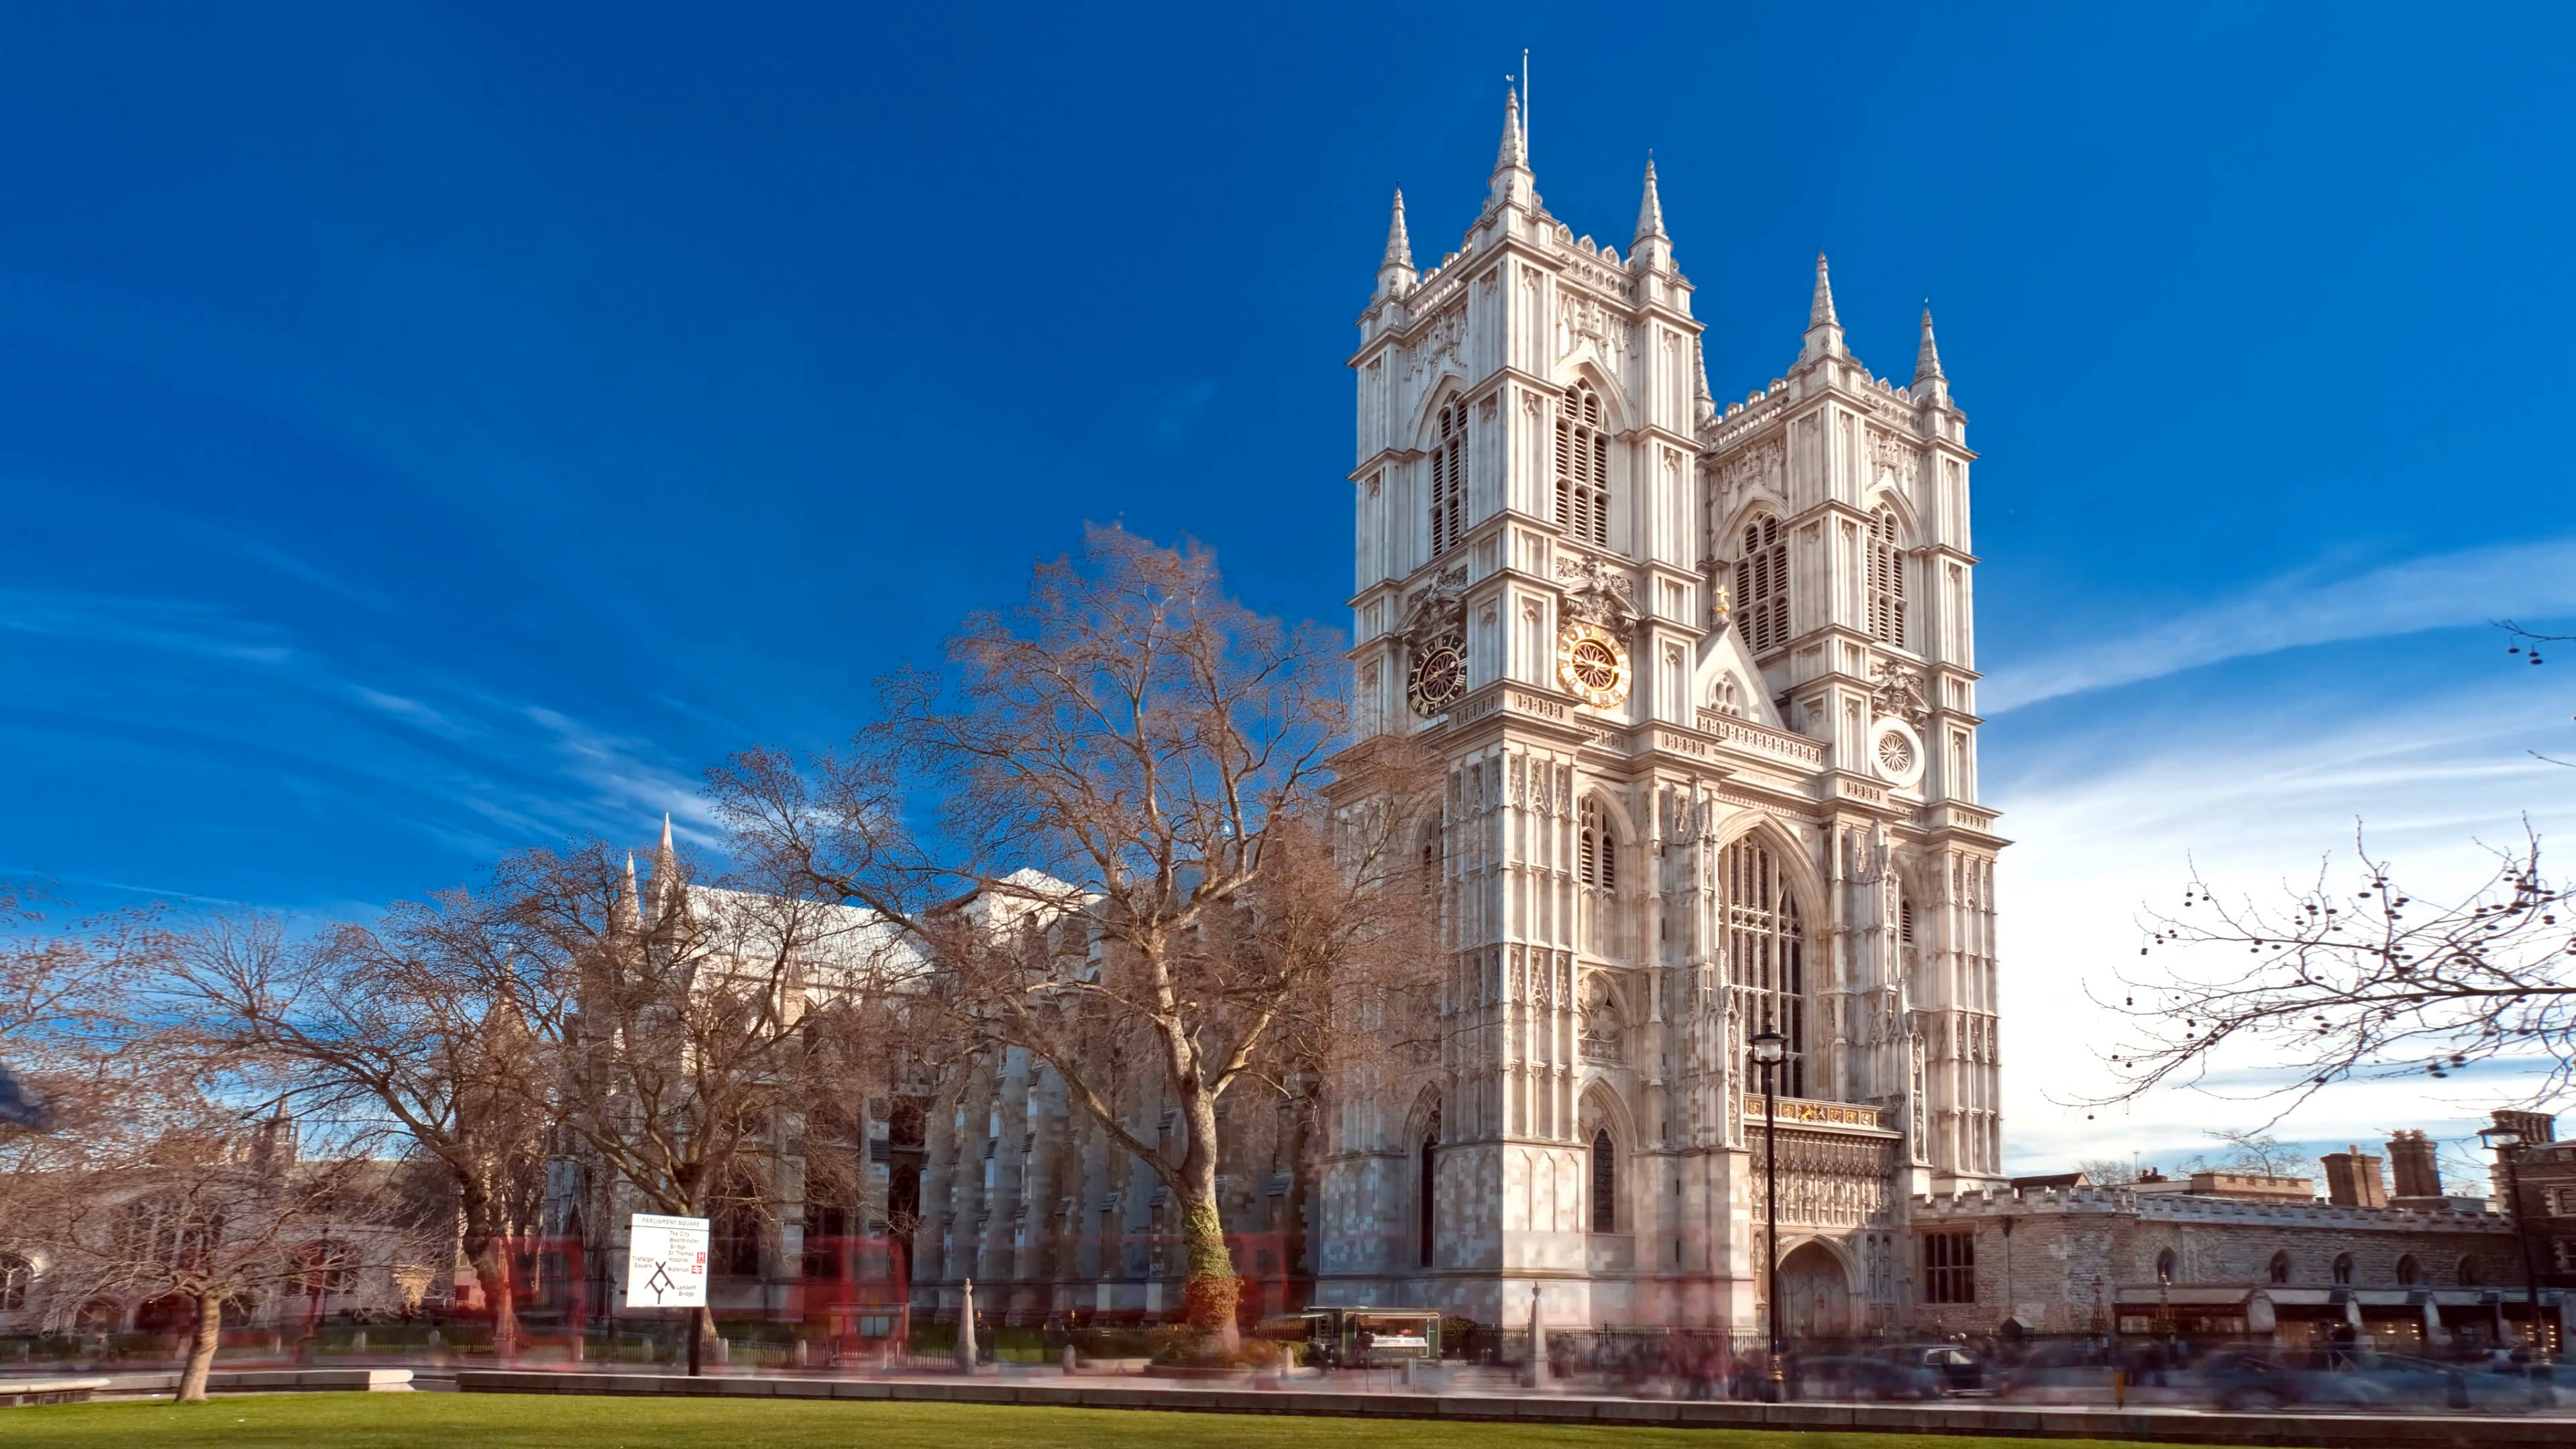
(1555, 555, 1640, 628)
(1870, 658, 1929, 725)
(1557, 292, 1623, 360)
(1401, 578, 1467, 650)
(1717, 439, 1785, 502)
(1578, 973, 1625, 1065)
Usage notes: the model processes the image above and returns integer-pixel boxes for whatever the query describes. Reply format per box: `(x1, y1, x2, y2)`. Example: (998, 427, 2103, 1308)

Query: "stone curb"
(453, 1370, 2576, 1446)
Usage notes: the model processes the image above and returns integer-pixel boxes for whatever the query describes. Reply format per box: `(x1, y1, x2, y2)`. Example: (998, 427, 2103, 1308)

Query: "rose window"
(1877, 731, 1915, 774)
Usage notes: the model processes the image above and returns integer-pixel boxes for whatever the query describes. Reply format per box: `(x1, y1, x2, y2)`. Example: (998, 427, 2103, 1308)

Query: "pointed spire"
(1383, 189, 1413, 270)
(1487, 85, 1534, 211)
(614, 852, 643, 936)
(647, 813, 680, 922)
(1692, 334, 1713, 415)
(1914, 304, 1945, 384)
(1634, 156, 1666, 243)
(1801, 252, 1846, 364)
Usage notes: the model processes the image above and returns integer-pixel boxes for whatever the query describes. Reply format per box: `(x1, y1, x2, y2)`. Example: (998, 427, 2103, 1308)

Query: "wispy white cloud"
(1996, 674, 2575, 1173)
(1983, 537, 2576, 714)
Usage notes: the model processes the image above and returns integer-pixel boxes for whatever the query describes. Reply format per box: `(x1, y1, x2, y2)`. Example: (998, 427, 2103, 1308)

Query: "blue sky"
(4, 3, 2572, 1168)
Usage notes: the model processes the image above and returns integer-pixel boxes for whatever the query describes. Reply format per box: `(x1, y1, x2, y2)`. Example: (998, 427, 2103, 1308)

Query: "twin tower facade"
(1318, 89, 2007, 1333)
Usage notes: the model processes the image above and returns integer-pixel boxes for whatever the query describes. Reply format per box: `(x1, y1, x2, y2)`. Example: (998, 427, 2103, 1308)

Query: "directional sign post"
(626, 1212, 710, 1375)
(625, 1213, 711, 1309)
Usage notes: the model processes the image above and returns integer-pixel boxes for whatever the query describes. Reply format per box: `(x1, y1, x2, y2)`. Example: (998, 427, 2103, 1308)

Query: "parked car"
(1797, 1353, 1944, 1401)
(2324, 1350, 2542, 1411)
(1878, 1344, 1989, 1395)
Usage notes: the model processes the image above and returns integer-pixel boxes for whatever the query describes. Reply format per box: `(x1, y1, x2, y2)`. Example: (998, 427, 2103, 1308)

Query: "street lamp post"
(1749, 1024, 1788, 1402)
(2477, 1124, 2550, 1378)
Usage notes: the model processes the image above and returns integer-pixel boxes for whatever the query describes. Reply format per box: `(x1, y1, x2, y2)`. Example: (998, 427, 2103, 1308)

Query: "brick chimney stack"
(2320, 1144, 2389, 1208)
(2386, 1130, 2442, 1198)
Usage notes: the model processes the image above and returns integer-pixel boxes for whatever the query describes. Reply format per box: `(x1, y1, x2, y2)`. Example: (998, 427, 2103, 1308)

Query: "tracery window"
(1710, 675, 1744, 718)
(1554, 383, 1609, 545)
(1429, 401, 1468, 557)
(1866, 506, 1907, 648)
(1722, 837, 1807, 1097)
(1733, 515, 1790, 654)
(1591, 1129, 1617, 1233)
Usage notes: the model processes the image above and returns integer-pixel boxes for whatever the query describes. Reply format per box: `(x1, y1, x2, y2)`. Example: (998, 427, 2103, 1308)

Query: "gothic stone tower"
(1320, 89, 2007, 1334)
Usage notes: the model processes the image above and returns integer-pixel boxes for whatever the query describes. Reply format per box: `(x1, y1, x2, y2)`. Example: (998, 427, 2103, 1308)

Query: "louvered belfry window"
(1428, 402, 1468, 557)
(1578, 796, 1616, 892)
(1554, 383, 1609, 545)
(1867, 507, 1907, 647)
(1723, 838, 1807, 1098)
(1733, 516, 1790, 654)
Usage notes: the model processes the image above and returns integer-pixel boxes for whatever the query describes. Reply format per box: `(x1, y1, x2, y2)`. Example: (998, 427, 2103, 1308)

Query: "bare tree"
(2090, 824, 2574, 1120)
(713, 525, 1440, 1354)
(2182, 1128, 2307, 1176)
(497, 834, 912, 1368)
(2073, 1159, 2139, 1185)
(2500, 620, 2573, 767)
(170, 910, 559, 1355)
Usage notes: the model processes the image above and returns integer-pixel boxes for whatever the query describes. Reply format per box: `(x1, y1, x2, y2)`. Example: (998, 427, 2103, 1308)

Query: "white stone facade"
(1321, 89, 2006, 1334)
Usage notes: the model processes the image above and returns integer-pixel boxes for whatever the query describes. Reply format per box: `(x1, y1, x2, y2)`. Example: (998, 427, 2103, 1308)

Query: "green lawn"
(0, 1395, 2231, 1449)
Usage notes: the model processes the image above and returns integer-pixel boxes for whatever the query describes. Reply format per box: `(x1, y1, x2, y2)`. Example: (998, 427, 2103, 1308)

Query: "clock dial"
(1555, 621, 1632, 707)
(1407, 634, 1469, 716)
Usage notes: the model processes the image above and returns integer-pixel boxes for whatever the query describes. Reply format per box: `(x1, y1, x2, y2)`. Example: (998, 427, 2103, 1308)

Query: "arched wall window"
(0, 1254, 28, 1311)
(1591, 1129, 1617, 1233)
(1710, 676, 1745, 718)
(1429, 401, 1468, 557)
(2458, 1256, 2480, 1286)
(2396, 1254, 2420, 1286)
(1578, 798, 1617, 893)
(2155, 1248, 2178, 1285)
(1418, 1102, 1442, 1269)
(1866, 507, 1907, 648)
(2267, 1250, 2291, 1285)
(2332, 1253, 2354, 1286)
(1734, 516, 1790, 654)
(1554, 384, 1609, 546)
(1721, 837, 1808, 1097)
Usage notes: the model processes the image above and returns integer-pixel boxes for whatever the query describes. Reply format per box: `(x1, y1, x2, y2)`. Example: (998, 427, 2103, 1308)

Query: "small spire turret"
(1488, 85, 1534, 209)
(1914, 305, 1945, 384)
(1801, 252, 1846, 363)
(1634, 157, 1666, 243)
(1375, 189, 1417, 303)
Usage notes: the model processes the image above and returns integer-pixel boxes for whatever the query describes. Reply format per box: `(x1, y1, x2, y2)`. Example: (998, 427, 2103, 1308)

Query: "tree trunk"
(1175, 1095, 1239, 1354)
(174, 1291, 221, 1403)
(466, 1225, 519, 1360)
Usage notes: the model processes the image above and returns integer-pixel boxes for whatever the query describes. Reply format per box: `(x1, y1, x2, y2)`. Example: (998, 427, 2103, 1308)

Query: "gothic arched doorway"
(1777, 1242, 1855, 1340)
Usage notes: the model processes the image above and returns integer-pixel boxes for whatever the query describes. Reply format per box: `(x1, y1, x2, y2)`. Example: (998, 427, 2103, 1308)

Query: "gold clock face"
(1556, 621, 1631, 707)
(1407, 633, 1468, 716)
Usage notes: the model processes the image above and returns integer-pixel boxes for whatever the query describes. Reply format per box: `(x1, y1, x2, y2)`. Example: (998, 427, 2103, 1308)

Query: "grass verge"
(0, 1393, 2282, 1449)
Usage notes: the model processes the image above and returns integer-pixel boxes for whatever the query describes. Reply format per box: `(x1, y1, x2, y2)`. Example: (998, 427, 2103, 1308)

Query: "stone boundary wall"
(460, 1369, 2576, 1448)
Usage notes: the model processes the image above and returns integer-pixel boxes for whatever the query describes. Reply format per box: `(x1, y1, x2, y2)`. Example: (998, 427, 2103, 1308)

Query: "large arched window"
(1429, 401, 1468, 557)
(1578, 798, 1617, 893)
(1721, 837, 1808, 1097)
(1591, 1129, 1617, 1233)
(2267, 1250, 2292, 1285)
(1734, 516, 1790, 654)
(1554, 383, 1609, 545)
(1866, 506, 1907, 648)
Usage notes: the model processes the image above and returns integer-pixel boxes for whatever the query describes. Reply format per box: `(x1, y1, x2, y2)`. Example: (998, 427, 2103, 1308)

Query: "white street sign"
(625, 1213, 710, 1309)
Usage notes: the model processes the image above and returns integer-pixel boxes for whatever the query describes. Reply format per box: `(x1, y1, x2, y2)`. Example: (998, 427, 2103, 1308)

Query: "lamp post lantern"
(1749, 1023, 1789, 1400)
(2477, 1124, 2551, 1375)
